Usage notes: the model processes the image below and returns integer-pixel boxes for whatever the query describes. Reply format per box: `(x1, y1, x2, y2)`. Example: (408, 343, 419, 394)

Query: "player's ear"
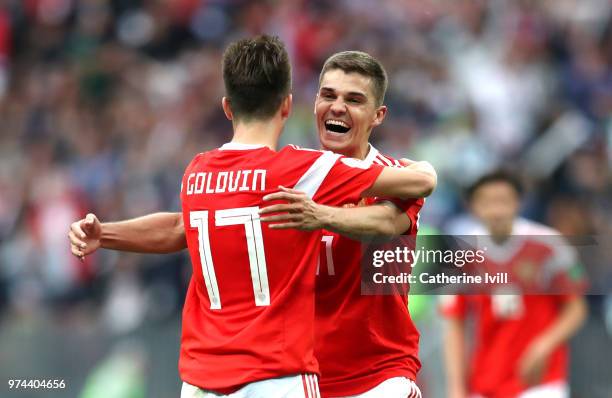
(314, 93, 319, 115)
(280, 94, 292, 120)
(222, 97, 233, 121)
(372, 105, 387, 128)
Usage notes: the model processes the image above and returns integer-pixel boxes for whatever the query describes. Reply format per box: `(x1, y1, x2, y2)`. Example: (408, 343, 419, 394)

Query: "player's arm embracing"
(260, 191, 411, 239)
(259, 147, 434, 238)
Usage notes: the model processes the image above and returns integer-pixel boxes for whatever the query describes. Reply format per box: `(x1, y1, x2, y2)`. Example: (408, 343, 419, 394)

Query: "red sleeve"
(374, 197, 424, 235)
(439, 295, 468, 320)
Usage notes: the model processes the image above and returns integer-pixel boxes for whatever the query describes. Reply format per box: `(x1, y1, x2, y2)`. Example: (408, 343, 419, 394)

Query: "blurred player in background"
(441, 170, 587, 398)
(69, 36, 435, 398)
(70, 50, 427, 397)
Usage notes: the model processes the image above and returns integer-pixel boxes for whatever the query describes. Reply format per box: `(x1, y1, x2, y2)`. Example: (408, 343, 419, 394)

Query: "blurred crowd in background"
(0, 0, 610, 397)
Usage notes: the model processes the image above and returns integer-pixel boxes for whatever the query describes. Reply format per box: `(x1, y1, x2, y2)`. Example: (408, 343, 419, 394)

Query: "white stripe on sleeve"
(293, 151, 341, 199)
(376, 154, 393, 166)
(373, 157, 386, 166)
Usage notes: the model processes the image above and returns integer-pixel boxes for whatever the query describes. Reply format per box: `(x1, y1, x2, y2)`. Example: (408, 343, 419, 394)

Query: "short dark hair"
(319, 51, 388, 106)
(466, 169, 523, 201)
(222, 35, 291, 122)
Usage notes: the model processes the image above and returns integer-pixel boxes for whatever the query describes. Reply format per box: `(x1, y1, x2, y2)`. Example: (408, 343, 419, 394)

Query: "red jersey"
(440, 218, 585, 398)
(179, 143, 384, 393)
(315, 145, 423, 397)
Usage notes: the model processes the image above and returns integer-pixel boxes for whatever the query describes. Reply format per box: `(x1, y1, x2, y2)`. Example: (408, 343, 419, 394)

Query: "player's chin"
(320, 128, 352, 147)
(320, 136, 352, 154)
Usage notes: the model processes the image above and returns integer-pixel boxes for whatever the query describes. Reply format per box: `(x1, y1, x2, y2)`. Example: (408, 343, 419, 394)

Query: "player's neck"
(355, 143, 372, 160)
(490, 227, 513, 244)
(333, 143, 370, 160)
(231, 119, 282, 151)
(491, 234, 511, 245)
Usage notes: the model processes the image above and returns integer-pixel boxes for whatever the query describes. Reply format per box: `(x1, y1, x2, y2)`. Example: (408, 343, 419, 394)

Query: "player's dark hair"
(466, 169, 524, 201)
(319, 51, 388, 106)
(222, 35, 291, 122)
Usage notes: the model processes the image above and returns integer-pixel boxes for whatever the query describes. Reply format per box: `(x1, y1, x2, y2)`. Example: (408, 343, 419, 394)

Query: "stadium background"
(0, 0, 610, 397)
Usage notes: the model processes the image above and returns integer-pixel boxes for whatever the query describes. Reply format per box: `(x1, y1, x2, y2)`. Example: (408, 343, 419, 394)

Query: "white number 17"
(190, 207, 270, 310)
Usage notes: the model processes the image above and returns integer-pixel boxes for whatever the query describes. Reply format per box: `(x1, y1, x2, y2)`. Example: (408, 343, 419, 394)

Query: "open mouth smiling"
(325, 119, 351, 134)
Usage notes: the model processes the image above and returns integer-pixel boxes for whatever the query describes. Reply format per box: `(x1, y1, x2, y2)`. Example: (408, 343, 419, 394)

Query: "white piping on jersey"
(363, 143, 380, 166)
(364, 144, 398, 167)
(367, 144, 411, 168)
(219, 142, 267, 150)
(377, 154, 394, 166)
(293, 151, 341, 199)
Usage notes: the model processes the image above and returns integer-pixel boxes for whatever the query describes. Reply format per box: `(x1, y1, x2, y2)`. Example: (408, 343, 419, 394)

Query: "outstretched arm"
(259, 187, 411, 239)
(69, 212, 186, 259)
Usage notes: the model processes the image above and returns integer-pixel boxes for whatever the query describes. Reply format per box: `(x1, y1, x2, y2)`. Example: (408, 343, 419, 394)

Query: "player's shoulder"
(515, 218, 569, 247)
(184, 149, 219, 171)
(279, 144, 318, 157)
(278, 145, 342, 163)
(184, 151, 206, 171)
(518, 219, 580, 271)
(280, 144, 328, 157)
(515, 218, 561, 236)
(370, 148, 403, 168)
(368, 146, 426, 207)
(464, 216, 561, 239)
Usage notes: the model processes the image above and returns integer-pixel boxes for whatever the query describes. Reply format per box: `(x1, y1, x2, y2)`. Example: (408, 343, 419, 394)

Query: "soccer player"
(259, 51, 424, 398)
(70, 36, 436, 398)
(441, 170, 587, 398)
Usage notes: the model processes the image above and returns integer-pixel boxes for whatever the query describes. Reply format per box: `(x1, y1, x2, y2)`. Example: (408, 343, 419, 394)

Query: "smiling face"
(315, 69, 387, 159)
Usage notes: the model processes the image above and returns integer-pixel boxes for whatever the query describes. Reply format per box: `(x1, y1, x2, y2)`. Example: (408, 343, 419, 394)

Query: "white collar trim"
(363, 143, 380, 166)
